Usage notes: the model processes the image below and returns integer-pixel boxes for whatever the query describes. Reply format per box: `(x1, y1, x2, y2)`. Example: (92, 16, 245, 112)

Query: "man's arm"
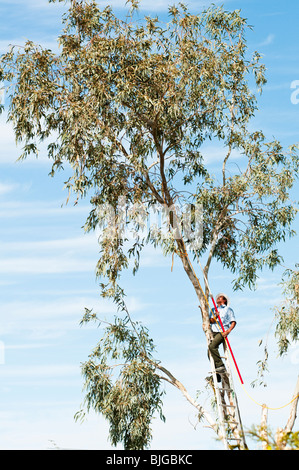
(222, 321, 236, 337)
(209, 312, 219, 324)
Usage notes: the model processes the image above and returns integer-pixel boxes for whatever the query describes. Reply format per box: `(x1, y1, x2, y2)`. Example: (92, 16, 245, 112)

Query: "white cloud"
(138, 244, 172, 268)
(0, 199, 89, 218)
(0, 116, 19, 164)
(0, 405, 110, 450)
(201, 145, 243, 165)
(5, 343, 52, 351)
(0, 183, 17, 195)
(0, 233, 98, 274)
(0, 294, 145, 339)
(0, 363, 79, 380)
(259, 33, 275, 47)
(0, 256, 94, 275)
(0, 0, 67, 9)
(0, 234, 97, 256)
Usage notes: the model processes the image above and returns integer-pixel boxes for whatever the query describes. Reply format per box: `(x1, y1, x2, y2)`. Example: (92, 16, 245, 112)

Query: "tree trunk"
(284, 375, 299, 434)
(176, 240, 212, 338)
(260, 404, 268, 450)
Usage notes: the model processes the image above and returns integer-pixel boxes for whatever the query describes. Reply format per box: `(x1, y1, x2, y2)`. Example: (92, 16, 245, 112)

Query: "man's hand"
(210, 313, 219, 324)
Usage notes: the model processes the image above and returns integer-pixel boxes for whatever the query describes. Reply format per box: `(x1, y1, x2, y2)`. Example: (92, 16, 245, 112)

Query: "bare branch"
(154, 363, 226, 444)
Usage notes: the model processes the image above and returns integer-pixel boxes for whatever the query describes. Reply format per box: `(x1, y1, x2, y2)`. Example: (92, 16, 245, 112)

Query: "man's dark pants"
(208, 332, 225, 370)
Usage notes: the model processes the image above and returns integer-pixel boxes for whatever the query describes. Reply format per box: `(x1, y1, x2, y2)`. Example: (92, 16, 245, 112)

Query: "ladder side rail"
(217, 344, 241, 445)
(209, 352, 230, 450)
(223, 344, 247, 449)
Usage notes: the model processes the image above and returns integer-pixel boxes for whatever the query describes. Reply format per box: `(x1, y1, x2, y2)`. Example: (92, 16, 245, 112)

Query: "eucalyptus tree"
(1, 0, 298, 449)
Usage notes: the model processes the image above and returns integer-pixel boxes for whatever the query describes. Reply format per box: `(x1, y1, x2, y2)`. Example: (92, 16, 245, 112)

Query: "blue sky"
(0, 0, 298, 450)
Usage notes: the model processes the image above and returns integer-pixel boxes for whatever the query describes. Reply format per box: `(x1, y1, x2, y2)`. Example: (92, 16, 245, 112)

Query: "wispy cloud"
(259, 33, 275, 47)
(0, 0, 67, 9)
(0, 363, 79, 380)
(0, 115, 19, 164)
(0, 199, 89, 218)
(0, 233, 98, 275)
(0, 183, 17, 196)
(0, 234, 97, 255)
(0, 294, 146, 341)
(0, 256, 94, 275)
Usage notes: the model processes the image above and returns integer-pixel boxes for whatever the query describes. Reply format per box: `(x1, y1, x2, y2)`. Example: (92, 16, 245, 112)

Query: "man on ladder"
(206, 293, 247, 449)
(208, 293, 236, 381)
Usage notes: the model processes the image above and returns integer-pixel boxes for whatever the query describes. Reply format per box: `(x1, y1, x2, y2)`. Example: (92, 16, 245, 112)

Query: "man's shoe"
(215, 366, 226, 373)
(206, 374, 221, 384)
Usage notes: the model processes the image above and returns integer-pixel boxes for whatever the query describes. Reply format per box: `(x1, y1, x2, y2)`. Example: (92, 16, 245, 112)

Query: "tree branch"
(154, 362, 226, 443)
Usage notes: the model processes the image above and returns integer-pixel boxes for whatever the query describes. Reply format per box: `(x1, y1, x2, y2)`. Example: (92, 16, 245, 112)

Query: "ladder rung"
(209, 358, 246, 449)
(209, 371, 228, 375)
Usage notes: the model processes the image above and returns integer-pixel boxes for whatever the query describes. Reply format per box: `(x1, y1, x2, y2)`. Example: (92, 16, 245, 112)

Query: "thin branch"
(222, 143, 233, 186)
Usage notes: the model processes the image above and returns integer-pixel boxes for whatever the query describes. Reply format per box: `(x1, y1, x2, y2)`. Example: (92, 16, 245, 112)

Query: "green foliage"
(248, 425, 299, 450)
(1, 0, 297, 299)
(76, 308, 165, 450)
(252, 265, 299, 386)
(1, 0, 299, 448)
(274, 266, 299, 356)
